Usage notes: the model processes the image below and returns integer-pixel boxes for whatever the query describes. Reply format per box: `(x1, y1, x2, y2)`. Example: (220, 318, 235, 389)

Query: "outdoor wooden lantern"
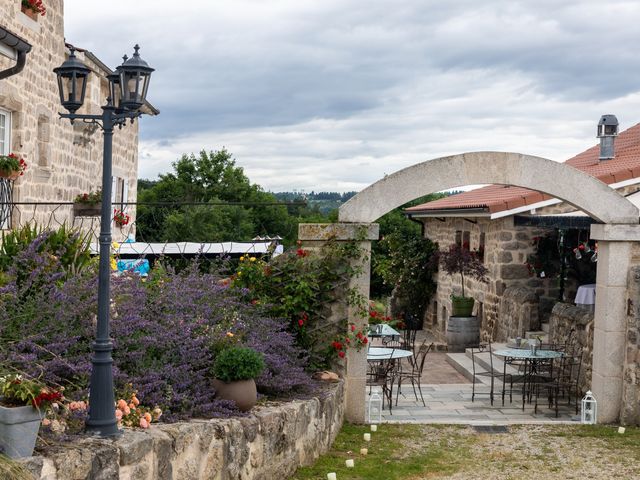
(581, 390, 597, 424)
(368, 392, 382, 424)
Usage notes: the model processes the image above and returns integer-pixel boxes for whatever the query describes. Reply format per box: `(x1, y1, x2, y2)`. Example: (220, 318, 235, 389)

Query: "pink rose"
(117, 399, 127, 410)
(115, 409, 123, 420)
(139, 418, 149, 429)
(124, 406, 131, 415)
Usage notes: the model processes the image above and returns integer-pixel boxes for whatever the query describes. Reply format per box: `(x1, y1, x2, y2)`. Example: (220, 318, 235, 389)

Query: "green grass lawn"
(291, 423, 640, 480)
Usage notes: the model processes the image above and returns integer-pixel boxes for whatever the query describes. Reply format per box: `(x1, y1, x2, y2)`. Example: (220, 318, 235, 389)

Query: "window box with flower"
(73, 189, 102, 217)
(0, 374, 62, 458)
(0, 153, 27, 180)
(21, 0, 46, 19)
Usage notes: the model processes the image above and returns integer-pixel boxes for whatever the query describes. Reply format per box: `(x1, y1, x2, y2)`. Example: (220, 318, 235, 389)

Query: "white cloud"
(65, 0, 640, 192)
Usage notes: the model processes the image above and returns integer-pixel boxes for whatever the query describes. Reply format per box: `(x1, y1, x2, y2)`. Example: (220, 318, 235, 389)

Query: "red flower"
(298, 319, 304, 327)
(578, 244, 585, 250)
(338, 351, 345, 358)
(351, 324, 356, 332)
(296, 248, 309, 257)
(363, 337, 368, 344)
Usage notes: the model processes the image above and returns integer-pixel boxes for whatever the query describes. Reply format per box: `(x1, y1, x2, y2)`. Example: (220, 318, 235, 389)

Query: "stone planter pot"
(451, 296, 475, 317)
(211, 378, 257, 412)
(0, 404, 42, 458)
(21, 6, 38, 20)
(73, 203, 102, 217)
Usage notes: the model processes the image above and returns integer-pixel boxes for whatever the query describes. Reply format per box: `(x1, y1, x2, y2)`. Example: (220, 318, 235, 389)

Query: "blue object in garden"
(117, 259, 150, 276)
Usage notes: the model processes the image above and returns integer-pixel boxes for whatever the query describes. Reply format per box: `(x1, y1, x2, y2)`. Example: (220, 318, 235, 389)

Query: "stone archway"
(301, 151, 640, 424)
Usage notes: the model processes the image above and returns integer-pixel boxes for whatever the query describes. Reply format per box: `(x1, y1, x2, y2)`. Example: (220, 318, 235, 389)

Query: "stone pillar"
(298, 222, 379, 423)
(590, 224, 640, 423)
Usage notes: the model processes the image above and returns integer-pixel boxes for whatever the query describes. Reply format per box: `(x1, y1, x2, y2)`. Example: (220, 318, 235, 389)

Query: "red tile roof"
(406, 123, 640, 215)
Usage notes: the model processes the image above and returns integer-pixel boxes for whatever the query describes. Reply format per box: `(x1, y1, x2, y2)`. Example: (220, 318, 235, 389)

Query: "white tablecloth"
(575, 284, 596, 305)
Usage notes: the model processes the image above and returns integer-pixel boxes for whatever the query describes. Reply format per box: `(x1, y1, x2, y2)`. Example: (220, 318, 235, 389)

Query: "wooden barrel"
(446, 316, 480, 353)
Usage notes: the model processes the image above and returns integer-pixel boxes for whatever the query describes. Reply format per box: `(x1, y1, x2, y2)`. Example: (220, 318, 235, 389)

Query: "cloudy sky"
(64, 1, 640, 193)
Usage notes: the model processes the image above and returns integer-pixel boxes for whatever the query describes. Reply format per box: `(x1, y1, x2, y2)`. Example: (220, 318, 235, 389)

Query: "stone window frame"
(36, 112, 51, 167)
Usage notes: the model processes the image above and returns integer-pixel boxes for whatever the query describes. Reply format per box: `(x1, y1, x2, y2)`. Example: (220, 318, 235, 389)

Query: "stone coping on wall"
(19, 382, 344, 480)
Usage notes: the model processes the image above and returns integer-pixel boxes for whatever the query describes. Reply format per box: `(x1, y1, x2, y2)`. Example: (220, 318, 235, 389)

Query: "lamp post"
(54, 45, 154, 437)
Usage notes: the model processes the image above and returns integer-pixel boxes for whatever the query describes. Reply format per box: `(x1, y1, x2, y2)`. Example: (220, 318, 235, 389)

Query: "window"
(0, 109, 10, 155)
(111, 177, 129, 211)
(455, 230, 462, 247)
(0, 109, 11, 230)
(462, 231, 471, 251)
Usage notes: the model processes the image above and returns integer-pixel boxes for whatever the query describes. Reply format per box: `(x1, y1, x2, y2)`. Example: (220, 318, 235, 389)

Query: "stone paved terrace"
(369, 334, 581, 425)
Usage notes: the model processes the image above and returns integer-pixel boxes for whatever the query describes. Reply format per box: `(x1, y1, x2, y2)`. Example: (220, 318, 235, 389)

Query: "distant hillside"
(273, 191, 357, 214)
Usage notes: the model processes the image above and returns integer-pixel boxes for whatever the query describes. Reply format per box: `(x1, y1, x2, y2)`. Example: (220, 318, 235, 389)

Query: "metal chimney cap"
(598, 114, 619, 127)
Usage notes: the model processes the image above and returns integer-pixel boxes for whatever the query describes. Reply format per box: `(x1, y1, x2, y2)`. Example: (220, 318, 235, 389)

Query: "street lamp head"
(118, 45, 154, 111)
(53, 47, 91, 114)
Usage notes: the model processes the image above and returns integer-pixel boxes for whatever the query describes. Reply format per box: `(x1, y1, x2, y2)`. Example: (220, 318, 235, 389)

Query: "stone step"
(463, 348, 521, 378)
(445, 353, 491, 384)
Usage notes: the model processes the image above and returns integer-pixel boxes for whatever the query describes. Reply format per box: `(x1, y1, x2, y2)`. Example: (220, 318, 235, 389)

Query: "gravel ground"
(402, 424, 640, 480)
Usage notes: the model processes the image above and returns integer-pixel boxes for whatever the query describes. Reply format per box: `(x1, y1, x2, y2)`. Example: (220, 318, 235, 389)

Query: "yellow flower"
(226, 332, 234, 337)
(249, 257, 256, 262)
(239, 256, 245, 261)
(112, 242, 120, 250)
(237, 271, 242, 276)
(110, 258, 117, 271)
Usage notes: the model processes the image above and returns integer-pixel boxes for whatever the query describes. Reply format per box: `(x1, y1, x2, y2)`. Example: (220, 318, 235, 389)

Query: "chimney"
(597, 114, 618, 160)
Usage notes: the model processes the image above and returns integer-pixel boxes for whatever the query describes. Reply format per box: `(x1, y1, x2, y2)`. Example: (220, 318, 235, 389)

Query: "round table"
(367, 347, 413, 361)
(575, 284, 596, 311)
(494, 348, 564, 360)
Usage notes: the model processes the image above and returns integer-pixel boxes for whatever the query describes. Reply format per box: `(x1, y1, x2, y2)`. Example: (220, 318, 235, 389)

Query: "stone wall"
(622, 263, 640, 425)
(21, 382, 344, 480)
(548, 302, 594, 394)
(422, 216, 556, 342)
(495, 286, 540, 342)
(0, 0, 141, 241)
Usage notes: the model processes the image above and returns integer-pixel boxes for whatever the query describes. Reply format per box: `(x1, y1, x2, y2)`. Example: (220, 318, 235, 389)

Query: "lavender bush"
(0, 235, 313, 421)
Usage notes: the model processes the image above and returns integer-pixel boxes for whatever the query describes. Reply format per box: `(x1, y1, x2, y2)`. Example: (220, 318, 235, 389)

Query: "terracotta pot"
(20, 6, 38, 20)
(73, 203, 102, 217)
(0, 404, 42, 458)
(211, 378, 257, 412)
(0, 170, 21, 181)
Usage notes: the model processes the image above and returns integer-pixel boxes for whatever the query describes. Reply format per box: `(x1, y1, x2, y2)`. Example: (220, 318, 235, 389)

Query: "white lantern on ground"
(368, 393, 382, 424)
(581, 390, 597, 424)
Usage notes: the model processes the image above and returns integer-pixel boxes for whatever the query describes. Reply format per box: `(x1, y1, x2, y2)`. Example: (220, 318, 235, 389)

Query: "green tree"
(137, 149, 297, 243)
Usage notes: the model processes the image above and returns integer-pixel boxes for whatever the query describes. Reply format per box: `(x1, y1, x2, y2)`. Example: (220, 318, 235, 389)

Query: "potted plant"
(113, 209, 130, 228)
(437, 243, 488, 317)
(0, 374, 62, 458)
(73, 190, 102, 217)
(211, 346, 265, 412)
(21, 0, 46, 19)
(0, 153, 27, 180)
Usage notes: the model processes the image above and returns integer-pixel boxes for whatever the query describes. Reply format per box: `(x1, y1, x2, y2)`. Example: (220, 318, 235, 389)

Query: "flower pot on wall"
(73, 203, 102, 217)
(451, 296, 475, 317)
(0, 404, 41, 458)
(0, 170, 21, 181)
(211, 378, 257, 412)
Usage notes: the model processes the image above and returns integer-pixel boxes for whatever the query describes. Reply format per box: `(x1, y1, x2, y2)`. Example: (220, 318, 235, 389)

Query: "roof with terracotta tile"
(406, 123, 640, 215)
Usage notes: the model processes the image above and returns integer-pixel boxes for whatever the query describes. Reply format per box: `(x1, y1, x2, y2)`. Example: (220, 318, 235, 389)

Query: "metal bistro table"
(494, 348, 564, 411)
(368, 324, 401, 341)
(366, 347, 413, 414)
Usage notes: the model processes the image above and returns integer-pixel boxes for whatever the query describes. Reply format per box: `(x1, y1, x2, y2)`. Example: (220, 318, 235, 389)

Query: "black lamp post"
(54, 45, 154, 437)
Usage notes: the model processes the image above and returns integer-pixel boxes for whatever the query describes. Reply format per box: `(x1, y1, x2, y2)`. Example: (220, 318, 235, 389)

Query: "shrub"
(0, 237, 312, 421)
(212, 346, 265, 382)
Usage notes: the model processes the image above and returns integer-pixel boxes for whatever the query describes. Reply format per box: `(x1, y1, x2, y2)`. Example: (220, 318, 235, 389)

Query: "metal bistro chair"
(395, 340, 433, 406)
(366, 348, 398, 414)
(471, 342, 513, 406)
(546, 348, 583, 417)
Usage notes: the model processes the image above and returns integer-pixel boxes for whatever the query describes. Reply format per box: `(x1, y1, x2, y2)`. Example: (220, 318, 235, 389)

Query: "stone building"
(0, 0, 157, 239)
(406, 116, 640, 345)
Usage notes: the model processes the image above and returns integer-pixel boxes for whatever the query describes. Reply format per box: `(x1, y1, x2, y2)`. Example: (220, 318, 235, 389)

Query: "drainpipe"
(0, 27, 32, 80)
(406, 214, 426, 237)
